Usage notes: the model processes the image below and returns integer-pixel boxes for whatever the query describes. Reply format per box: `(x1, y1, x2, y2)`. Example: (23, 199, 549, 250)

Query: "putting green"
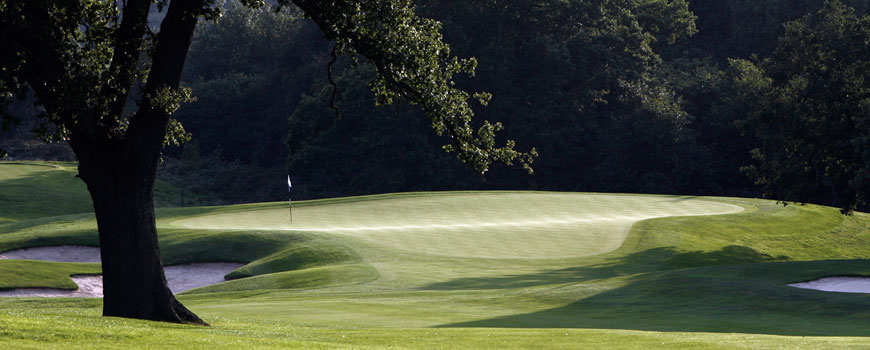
(169, 192, 743, 259)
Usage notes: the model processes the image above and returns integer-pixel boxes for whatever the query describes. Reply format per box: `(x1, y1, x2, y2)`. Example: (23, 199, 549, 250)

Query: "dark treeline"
(3, 0, 868, 211)
(158, 0, 870, 211)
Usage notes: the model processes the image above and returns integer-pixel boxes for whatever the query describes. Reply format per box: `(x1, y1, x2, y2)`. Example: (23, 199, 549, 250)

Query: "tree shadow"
(423, 245, 789, 291)
(432, 257, 870, 336)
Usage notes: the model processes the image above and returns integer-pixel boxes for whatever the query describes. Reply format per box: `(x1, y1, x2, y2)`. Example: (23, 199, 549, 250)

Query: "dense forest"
(2, 0, 869, 212)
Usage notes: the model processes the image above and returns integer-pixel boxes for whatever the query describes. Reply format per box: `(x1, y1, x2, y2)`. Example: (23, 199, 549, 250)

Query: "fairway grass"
(2, 305, 870, 350)
(1, 161, 870, 348)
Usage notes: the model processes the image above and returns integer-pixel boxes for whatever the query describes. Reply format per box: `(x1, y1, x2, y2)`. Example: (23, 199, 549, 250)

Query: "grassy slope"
(1, 161, 869, 348)
(0, 162, 92, 221)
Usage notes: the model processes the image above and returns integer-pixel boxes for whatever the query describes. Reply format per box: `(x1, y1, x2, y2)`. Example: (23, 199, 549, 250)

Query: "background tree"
(275, 0, 704, 197)
(740, 0, 870, 213)
(0, 0, 531, 324)
(682, 0, 870, 62)
(161, 5, 325, 204)
(285, 64, 486, 199)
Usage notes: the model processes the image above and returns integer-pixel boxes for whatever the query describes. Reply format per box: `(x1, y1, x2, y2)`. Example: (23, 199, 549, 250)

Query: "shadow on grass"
(423, 245, 789, 291)
(661, 195, 700, 202)
(435, 258, 870, 336)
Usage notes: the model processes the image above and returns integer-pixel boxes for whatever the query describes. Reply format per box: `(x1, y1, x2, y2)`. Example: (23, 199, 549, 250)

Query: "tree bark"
(73, 140, 205, 325)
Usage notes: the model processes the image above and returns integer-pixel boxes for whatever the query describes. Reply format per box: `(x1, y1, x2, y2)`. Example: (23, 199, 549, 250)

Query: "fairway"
(169, 192, 743, 258)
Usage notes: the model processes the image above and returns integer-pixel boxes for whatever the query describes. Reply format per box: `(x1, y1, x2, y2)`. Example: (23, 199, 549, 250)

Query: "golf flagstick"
(287, 175, 293, 224)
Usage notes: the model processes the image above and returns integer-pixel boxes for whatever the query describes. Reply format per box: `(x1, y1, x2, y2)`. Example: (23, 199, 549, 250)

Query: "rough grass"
(1, 161, 870, 348)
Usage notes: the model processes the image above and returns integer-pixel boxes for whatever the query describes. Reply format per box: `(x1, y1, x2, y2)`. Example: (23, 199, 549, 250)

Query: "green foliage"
(172, 4, 326, 174)
(0, 0, 202, 144)
(418, 0, 706, 193)
(284, 0, 534, 174)
(285, 64, 484, 199)
(741, 0, 870, 212)
(163, 5, 329, 204)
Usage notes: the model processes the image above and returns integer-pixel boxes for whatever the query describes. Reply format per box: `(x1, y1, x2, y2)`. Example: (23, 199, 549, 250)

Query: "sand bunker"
(788, 277, 870, 294)
(0, 246, 242, 297)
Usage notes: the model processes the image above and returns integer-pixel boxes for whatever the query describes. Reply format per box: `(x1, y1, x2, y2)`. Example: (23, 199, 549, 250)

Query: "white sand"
(165, 263, 244, 294)
(788, 277, 870, 294)
(0, 246, 243, 297)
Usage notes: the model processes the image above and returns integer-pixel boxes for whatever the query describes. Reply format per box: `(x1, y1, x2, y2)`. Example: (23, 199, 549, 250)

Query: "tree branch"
(127, 0, 205, 160)
(327, 44, 341, 120)
(106, 0, 152, 119)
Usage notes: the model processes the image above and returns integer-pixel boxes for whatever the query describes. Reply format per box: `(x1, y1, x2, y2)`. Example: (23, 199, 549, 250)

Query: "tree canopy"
(740, 0, 870, 213)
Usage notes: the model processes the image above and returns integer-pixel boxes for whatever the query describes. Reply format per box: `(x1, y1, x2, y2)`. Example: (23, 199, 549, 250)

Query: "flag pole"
(287, 175, 293, 224)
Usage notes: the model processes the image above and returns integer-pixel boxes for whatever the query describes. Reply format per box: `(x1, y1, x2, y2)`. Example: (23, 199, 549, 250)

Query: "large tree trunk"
(68, 0, 207, 324)
(74, 141, 205, 325)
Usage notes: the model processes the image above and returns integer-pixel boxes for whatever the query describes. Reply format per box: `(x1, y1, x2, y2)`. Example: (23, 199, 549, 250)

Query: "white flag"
(287, 175, 292, 192)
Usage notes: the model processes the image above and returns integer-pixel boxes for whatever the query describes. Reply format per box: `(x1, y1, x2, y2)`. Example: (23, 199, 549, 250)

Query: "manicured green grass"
(1, 162, 869, 348)
(0, 260, 101, 290)
(0, 162, 92, 221)
(1, 302, 869, 349)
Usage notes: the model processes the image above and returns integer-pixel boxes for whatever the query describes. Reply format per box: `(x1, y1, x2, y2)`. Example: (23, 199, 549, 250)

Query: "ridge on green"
(1, 161, 869, 349)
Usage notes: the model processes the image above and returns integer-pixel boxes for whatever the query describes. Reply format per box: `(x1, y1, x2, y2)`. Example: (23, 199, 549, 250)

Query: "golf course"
(2, 161, 870, 349)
